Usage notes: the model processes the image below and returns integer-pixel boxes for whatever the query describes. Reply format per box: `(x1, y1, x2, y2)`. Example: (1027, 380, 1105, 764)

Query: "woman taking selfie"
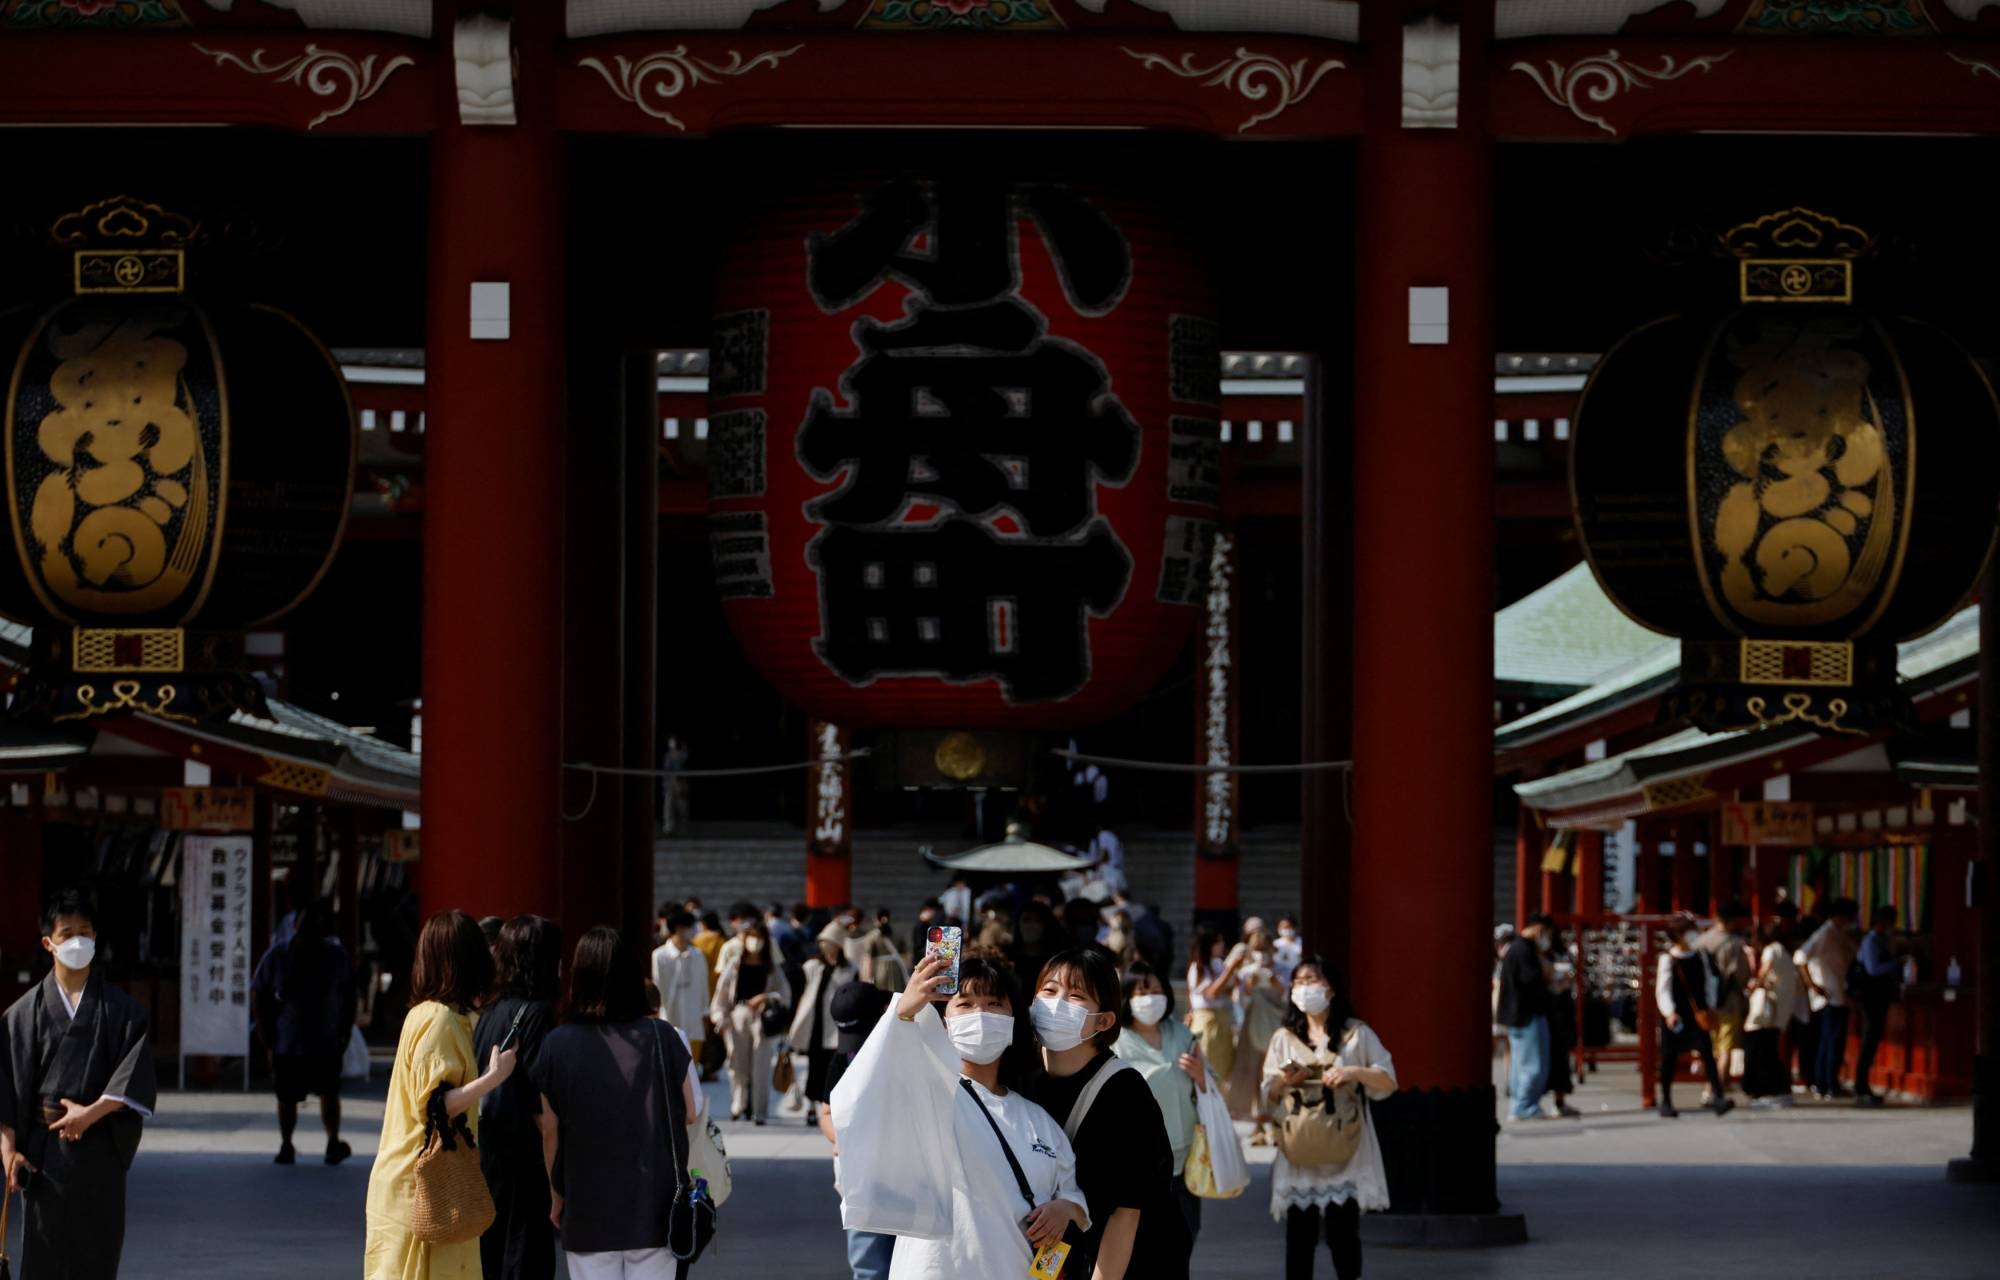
(365, 910, 518, 1280)
(1261, 958, 1396, 1280)
(710, 914, 791, 1124)
(534, 926, 700, 1280)
(1028, 947, 1192, 1280)
(830, 952, 1088, 1280)
(1111, 960, 1207, 1243)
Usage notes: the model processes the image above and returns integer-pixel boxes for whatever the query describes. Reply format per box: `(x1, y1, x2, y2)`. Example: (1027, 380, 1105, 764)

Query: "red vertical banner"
(807, 720, 852, 908)
(1193, 529, 1238, 912)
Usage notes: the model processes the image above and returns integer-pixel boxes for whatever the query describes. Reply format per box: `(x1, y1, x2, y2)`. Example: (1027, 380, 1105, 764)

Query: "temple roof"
(1493, 562, 1666, 696)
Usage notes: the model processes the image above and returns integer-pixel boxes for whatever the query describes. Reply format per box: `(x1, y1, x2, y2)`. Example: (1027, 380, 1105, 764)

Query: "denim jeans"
(846, 1229, 895, 1280)
(1506, 1016, 1550, 1118)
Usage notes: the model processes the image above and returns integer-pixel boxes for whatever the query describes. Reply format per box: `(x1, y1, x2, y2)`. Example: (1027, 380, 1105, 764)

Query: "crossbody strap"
(959, 1078, 1036, 1213)
(1062, 1057, 1136, 1142)
(653, 1021, 691, 1196)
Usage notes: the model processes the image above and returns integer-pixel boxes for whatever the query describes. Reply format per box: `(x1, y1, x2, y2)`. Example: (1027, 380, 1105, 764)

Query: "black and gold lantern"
(0, 197, 355, 722)
(1572, 208, 2000, 735)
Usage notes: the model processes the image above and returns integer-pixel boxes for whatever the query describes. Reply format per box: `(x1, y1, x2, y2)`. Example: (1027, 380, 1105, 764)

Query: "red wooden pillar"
(419, 3, 563, 922)
(1636, 823, 1660, 914)
(1577, 830, 1606, 920)
(1540, 841, 1568, 924)
(1348, 0, 1509, 1226)
(1671, 821, 1698, 914)
(1513, 807, 1538, 927)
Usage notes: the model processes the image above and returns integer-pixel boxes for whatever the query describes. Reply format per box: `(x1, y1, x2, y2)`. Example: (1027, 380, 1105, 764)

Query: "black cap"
(831, 979, 891, 1033)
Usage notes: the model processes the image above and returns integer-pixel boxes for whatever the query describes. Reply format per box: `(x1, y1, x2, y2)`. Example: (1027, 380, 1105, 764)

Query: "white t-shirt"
(1187, 959, 1228, 1011)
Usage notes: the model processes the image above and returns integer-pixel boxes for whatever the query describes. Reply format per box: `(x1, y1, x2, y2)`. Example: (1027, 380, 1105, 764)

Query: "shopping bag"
(1186, 1074, 1249, 1199)
(340, 1025, 371, 1081)
(688, 1112, 734, 1208)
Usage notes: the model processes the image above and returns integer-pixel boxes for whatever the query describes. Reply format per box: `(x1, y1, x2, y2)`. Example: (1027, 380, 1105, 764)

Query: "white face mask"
(1278, 927, 1298, 941)
(1129, 994, 1170, 1026)
(1031, 995, 1100, 1051)
(946, 1011, 1016, 1065)
(1682, 930, 1702, 950)
(1291, 984, 1331, 1016)
(54, 936, 96, 972)
(1535, 934, 1553, 954)
(745, 936, 764, 956)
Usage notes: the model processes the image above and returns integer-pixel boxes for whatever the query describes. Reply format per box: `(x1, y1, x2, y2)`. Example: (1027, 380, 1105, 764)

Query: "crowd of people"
(0, 883, 1393, 1280)
(1494, 896, 1912, 1121)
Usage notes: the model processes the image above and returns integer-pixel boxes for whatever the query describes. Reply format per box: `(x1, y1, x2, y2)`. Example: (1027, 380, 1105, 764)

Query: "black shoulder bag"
(655, 1021, 716, 1264)
(957, 1079, 1093, 1279)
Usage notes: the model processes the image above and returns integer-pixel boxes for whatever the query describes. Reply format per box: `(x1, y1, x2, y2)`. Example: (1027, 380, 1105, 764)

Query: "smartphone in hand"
(926, 925, 963, 996)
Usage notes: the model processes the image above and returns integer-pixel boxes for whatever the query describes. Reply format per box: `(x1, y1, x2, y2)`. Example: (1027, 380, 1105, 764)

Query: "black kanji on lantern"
(797, 177, 1141, 702)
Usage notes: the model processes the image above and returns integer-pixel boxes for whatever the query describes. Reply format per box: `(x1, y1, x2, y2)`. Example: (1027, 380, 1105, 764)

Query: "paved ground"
(7, 1059, 1997, 1278)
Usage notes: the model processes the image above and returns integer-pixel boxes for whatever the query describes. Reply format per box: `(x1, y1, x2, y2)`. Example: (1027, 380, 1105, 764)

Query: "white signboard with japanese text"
(180, 834, 254, 1060)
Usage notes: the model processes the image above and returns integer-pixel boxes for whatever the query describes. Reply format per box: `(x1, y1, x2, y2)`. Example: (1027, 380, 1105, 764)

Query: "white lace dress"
(1260, 1021, 1396, 1219)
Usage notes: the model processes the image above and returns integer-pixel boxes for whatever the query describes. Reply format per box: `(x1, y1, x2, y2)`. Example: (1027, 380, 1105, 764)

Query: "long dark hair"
(1188, 927, 1225, 976)
(1279, 954, 1356, 1046)
(494, 915, 563, 1004)
(956, 951, 1034, 1090)
(1035, 946, 1123, 1053)
(566, 925, 651, 1024)
(738, 916, 772, 968)
(410, 910, 493, 1013)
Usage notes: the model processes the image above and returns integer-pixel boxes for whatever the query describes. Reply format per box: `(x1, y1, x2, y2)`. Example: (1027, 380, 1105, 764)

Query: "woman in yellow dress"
(365, 910, 518, 1280)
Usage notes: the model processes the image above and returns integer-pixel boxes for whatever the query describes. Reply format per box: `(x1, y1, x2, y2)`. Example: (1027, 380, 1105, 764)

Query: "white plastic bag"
(1191, 1073, 1250, 1198)
(828, 1004, 959, 1239)
(340, 1025, 371, 1081)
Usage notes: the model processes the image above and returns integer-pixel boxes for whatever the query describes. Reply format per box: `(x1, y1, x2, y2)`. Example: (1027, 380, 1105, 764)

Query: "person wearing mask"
(711, 914, 791, 1124)
(652, 910, 710, 1065)
(0, 888, 158, 1280)
(1655, 912, 1733, 1119)
(1272, 916, 1303, 985)
(534, 926, 700, 1280)
(1005, 901, 1064, 987)
(365, 910, 519, 1280)
(832, 953, 1088, 1280)
(816, 979, 896, 1280)
(1743, 919, 1803, 1108)
(976, 901, 1015, 951)
(769, 903, 808, 977)
(1852, 906, 1904, 1107)
(1027, 946, 1192, 1280)
(1230, 926, 1289, 1141)
(252, 899, 357, 1165)
(1113, 961, 1208, 1244)
(1186, 929, 1242, 1088)
(1494, 914, 1554, 1122)
(791, 924, 860, 1128)
(1798, 897, 1860, 1100)
(477, 915, 563, 1280)
(1261, 958, 1396, 1280)
(1698, 900, 1755, 1102)
(1098, 909, 1139, 970)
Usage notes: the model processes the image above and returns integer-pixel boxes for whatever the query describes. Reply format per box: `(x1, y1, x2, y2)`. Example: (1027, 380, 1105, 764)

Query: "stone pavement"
(7, 1060, 1997, 1279)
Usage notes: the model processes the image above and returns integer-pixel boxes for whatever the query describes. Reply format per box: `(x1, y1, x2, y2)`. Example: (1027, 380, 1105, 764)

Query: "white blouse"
(1260, 1021, 1396, 1218)
(1187, 960, 1229, 1011)
(832, 1005, 1089, 1280)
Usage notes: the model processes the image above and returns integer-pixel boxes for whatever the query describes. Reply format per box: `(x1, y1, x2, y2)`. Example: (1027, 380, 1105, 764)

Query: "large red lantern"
(709, 174, 1220, 729)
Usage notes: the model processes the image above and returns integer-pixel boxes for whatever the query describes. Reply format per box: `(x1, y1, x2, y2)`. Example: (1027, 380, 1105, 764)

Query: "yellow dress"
(364, 1001, 482, 1280)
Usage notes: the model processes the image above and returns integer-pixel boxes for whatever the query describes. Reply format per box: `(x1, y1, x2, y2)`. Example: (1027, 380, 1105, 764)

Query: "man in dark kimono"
(0, 887, 158, 1278)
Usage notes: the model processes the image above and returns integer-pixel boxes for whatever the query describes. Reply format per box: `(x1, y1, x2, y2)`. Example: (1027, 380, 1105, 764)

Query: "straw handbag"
(410, 1085, 495, 1245)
